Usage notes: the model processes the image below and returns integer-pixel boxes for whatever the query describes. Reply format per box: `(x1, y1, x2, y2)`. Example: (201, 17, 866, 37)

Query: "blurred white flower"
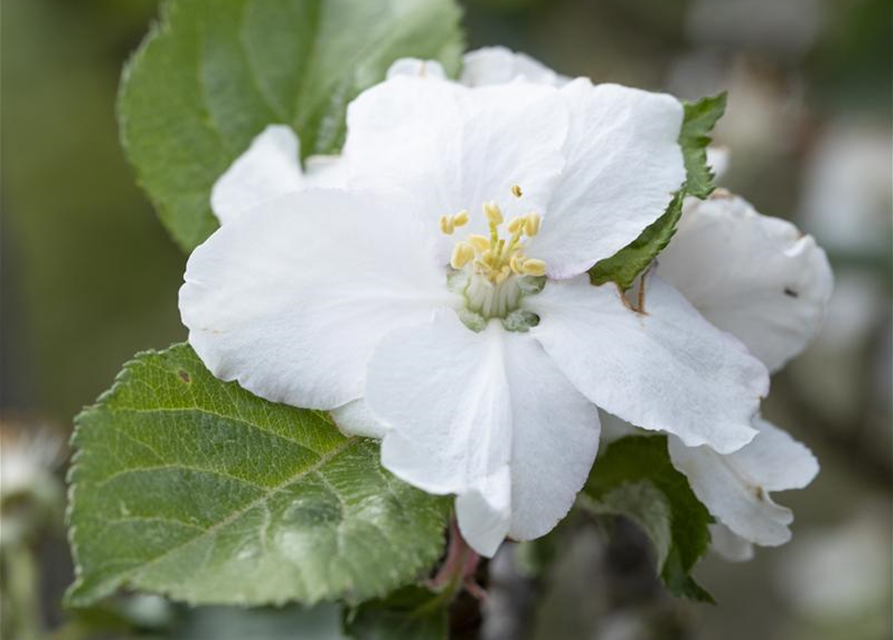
(0, 421, 66, 544)
(183, 50, 770, 556)
(686, 0, 824, 60)
(798, 121, 892, 258)
(790, 119, 891, 432)
(775, 508, 892, 623)
(1, 422, 64, 500)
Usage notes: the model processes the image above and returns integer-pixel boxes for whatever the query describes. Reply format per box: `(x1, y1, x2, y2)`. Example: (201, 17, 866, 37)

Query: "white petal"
(710, 523, 755, 562)
(706, 146, 730, 180)
(503, 330, 601, 541)
(366, 313, 599, 556)
(723, 417, 819, 492)
(303, 155, 346, 188)
(659, 193, 833, 372)
(386, 57, 447, 80)
(455, 467, 512, 558)
(528, 80, 686, 278)
(369, 316, 512, 496)
(210, 125, 348, 224)
(331, 399, 387, 439)
(180, 189, 457, 410)
(526, 274, 768, 454)
(668, 417, 819, 546)
(344, 76, 569, 258)
(461, 46, 568, 87)
(211, 125, 304, 225)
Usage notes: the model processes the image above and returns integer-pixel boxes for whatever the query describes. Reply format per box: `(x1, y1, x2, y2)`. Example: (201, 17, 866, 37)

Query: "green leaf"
(344, 586, 448, 640)
(588, 192, 684, 289)
(66, 344, 450, 608)
(119, 0, 465, 252)
(583, 435, 714, 602)
(679, 92, 727, 199)
(588, 93, 727, 290)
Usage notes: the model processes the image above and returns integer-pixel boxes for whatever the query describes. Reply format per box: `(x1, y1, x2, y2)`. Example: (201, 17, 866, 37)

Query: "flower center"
(441, 192, 546, 329)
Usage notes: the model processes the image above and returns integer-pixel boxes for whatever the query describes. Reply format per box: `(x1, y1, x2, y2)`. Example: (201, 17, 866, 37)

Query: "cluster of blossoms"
(180, 48, 832, 559)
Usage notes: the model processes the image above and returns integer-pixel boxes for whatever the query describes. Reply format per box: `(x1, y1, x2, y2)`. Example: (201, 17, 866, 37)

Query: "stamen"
(468, 235, 490, 252)
(511, 184, 523, 198)
(451, 241, 476, 269)
(520, 259, 546, 276)
(506, 217, 524, 234)
(483, 201, 504, 226)
(440, 210, 471, 235)
(509, 252, 526, 274)
(441, 203, 548, 319)
(524, 213, 541, 237)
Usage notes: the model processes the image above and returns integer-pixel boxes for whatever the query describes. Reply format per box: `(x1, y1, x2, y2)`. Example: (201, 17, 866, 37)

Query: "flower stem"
(429, 519, 484, 601)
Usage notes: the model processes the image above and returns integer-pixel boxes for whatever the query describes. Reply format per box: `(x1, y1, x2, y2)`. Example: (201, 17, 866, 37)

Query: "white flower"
(658, 192, 831, 557)
(601, 186, 831, 559)
(184, 50, 769, 556)
(405, 50, 834, 557)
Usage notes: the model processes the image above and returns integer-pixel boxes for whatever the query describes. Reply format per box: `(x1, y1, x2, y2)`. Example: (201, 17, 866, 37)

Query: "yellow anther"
(524, 213, 542, 237)
(483, 201, 504, 226)
(450, 241, 476, 269)
(474, 259, 492, 274)
(507, 217, 524, 234)
(509, 252, 526, 274)
(468, 235, 490, 252)
(511, 184, 523, 198)
(440, 202, 547, 285)
(520, 258, 547, 276)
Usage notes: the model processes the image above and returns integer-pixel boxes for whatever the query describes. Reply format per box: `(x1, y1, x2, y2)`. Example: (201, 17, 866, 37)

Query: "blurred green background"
(2, 0, 891, 639)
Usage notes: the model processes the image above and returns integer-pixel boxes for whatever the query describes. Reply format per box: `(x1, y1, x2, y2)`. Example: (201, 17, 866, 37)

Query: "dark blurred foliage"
(1, 0, 890, 639)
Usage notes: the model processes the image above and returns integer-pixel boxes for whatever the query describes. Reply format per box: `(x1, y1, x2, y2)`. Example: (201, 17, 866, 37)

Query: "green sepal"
(588, 93, 727, 290)
(679, 92, 728, 199)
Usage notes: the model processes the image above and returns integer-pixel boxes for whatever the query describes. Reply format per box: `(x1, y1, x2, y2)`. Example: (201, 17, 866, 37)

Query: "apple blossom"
(182, 50, 770, 557)
(437, 49, 833, 558)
